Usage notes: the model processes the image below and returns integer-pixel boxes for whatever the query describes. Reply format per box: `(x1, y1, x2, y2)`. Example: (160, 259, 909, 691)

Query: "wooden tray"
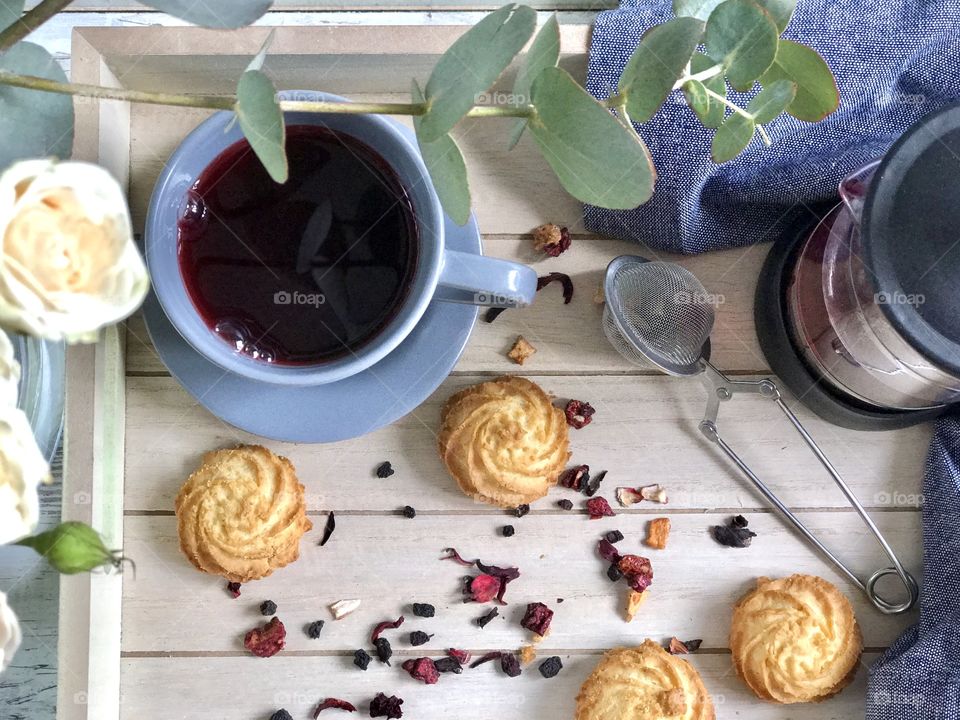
(62, 23, 927, 720)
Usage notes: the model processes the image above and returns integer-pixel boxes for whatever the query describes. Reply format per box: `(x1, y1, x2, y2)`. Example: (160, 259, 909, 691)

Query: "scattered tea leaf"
(705, 0, 779, 92)
(139, 0, 272, 28)
(619, 16, 705, 123)
(682, 52, 727, 129)
(509, 13, 561, 147)
(747, 78, 797, 123)
(528, 67, 654, 209)
(712, 111, 756, 162)
(760, 39, 839, 122)
(236, 69, 288, 183)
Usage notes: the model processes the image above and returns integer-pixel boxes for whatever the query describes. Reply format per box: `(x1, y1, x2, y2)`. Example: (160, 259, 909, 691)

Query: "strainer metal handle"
(697, 361, 919, 615)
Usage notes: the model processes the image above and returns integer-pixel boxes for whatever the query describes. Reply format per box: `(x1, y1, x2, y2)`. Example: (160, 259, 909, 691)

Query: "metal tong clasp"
(696, 360, 919, 615)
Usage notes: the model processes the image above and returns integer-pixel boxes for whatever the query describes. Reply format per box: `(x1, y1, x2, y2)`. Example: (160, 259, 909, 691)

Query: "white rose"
(0, 591, 20, 674)
(0, 406, 50, 545)
(0, 331, 20, 407)
(0, 159, 149, 343)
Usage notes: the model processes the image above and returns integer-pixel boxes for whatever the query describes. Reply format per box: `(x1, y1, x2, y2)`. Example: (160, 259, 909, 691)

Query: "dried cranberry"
(370, 616, 404, 643)
(313, 698, 357, 716)
(514, 504, 530, 518)
(271, 711, 293, 720)
(501, 524, 516, 537)
(307, 620, 325, 639)
(434, 656, 463, 674)
(520, 602, 554, 637)
(412, 603, 435, 618)
(584, 470, 607, 497)
(319, 512, 336, 546)
(470, 651, 503, 668)
(597, 538, 621, 563)
(477, 607, 499, 628)
(375, 461, 395, 478)
(401, 657, 440, 685)
(374, 637, 393, 665)
(409, 631, 433, 647)
(538, 656, 563, 678)
(260, 600, 277, 616)
(557, 499, 574, 510)
(244, 617, 286, 658)
(537, 272, 574, 304)
(564, 400, 595, 429)
(586, 497, 615, 519)
(401, 505, 416, 519)
(605, 530, 624, 544)
(559, 465, 589, 490)
(353, 648, 372, 671)
(447, 648, 471, 664)
(500, 653, 522, 677)
(369, 693, 403, 719)
(226, 581, 241, 598)
(465, 574, 501, 603)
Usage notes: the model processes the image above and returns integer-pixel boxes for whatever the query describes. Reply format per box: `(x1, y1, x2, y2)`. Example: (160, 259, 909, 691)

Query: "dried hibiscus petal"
(369, 693, 403, 719)
(370, 616, 404, 643)
(564, 400, 595, 429)
(465, 574, 501, 603)
(477, 607, 499, 628)
(521, 602, 554, 637)
(584, 470, 607, 497)
(470, 651, 503, 669)
(319, 512, 336, 547)
(401, 657, 440, 685)
(448, 648, 471, 664)
(597, 538, 621, 563)
(444, 549, 520, 604)
(441, 547, 477, 566)
(500, 653, 522, 677)
(586, 497, 615, 519)
(314, 698, 357, 716)
(559, 465, 589, 490)
(537, 272, 574, 304)
(244, 617, 286, 658)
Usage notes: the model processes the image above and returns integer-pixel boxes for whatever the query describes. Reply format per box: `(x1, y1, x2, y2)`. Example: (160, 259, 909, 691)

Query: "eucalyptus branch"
(701, 85, 754, 120)
(673, 63, 724, 90)
(756, 125, 773, 146)
(0, 0, 74, 51)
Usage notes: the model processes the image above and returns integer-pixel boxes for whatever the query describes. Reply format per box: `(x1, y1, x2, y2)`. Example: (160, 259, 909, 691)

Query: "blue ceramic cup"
(145, 91, 537, 386)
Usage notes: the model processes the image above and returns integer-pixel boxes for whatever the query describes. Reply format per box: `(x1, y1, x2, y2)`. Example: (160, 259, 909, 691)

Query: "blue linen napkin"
(585, 0, 960, 254)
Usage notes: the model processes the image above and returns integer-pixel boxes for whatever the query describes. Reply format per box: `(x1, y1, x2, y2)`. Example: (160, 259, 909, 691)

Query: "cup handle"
(434, 249, 538, 307)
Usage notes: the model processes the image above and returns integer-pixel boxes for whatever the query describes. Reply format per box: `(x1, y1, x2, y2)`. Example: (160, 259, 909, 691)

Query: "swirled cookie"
(175, 445, 312, 582)
(575, 640, 715, 720)
(438, 376, 570, 507)
(730, 574, 862, 703)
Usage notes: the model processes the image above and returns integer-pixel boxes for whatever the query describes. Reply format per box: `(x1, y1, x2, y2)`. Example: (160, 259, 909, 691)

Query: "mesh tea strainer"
(603, 256, 919, 614)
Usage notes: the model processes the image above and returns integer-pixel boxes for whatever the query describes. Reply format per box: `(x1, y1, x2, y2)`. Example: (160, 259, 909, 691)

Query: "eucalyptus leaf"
(682, 52, 726, 128)
(419, 3, 535, 142)
(0, 42, 73, 165)
(747, 78, 796, 123)
(412, 80, 471, 225)
(236, 69, 288, 183)
(754, 0, 796, 32)
(528, 67, 654, 209)
(619, 16, 705, 124)
(0, 0, 24, 32)
(247, 29, 276, 72)
(509, 14, 560, 151)
(672, 0, 726, 21)
(706, 0, 779, 92)
(760, 39, 838, 122)
(137, 0, 272, 28)
(712, 111, 755, 162)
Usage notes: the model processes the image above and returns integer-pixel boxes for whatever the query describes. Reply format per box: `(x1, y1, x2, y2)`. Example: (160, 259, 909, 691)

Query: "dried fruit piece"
(508, 336, 537, 365)
(434, 656, 463, 674)
(501, 525, 515, 537)
(401, 657, 440, 685)
(615, 487, 644, 507)
(644, 518, 671, 550)
(501, 653, 522, 677)
(353, 648, 372, 671)
(465, 574, 501, 603)
(330, 599, 361, 620)
(260, 600, 277, 616)
(586, 497, 615, 519)
(369, 693, 403, 719)
(513, 504, 530, 518)
(559, 465, 589, 490)
(640, 484, 669, 504)
(477, 607, 499, 628)
(313, 698, 357, 716)
(412, 603, 435, 618)
(712, 516, 757, 548)
(226, 581, 241, 598)
(375, 461, 395, 478)
(521, 602, 554, 637)
(618, 554, 654, 592)
(538, 656, 563, 678)
(731, 514, 749, 528)
(668, 637, 692, 654)
(271, 710, 293, 720)
(564, 400, 595, 429)
(244, 617, 286, 658)
(409, 631, 433, 647)
(401, 505, 416, 519)
(537, 272, 574, 303)
(374, 637, 393, 665)
(307, 620, 325, 639)
(605, 530, 624, 544)
(583, 470, 607, 497)
(531, 223, 571, 257)
(319, 512, 336, 546)
(470, 651, 503, 668)
(597, 538, 621, 563)
(448, 648, 471, 664)
(371, 616, 405, 643)
(443, 549, 520, 604)
(557, 498, 574, 511)
(625, 590, 648, 622)
(683, 638, 703, 652)
(520, 645, 537, 665)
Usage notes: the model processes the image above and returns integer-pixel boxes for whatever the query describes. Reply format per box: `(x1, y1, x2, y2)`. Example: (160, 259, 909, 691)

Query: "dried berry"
(501, 524, 516, 537)
(375, 461, 395, 478)
(374, 637, 393, 665)
(583, 470, 607, 497)
(271, 710, 293, 720)
(369, 693, 403, 719)
(520, 602, 554, 637)
(605, 530, 624, 544)
(260, 600, 278, 616)
(607, 563, 623, 582)
(513, 504, 530, 518)
(538, 656, 563, 678)
(353, 648, 372, 670)
(564, 400, 595, 429)
(313, 698, 357, 716)
(586, 497, 615, 519)
(307, 620, 325, 639)
(226, 581, 241, 598)
(401, 657, 440, 684)
(477, 607, 499, 628)
(319, 512, 336, 546)
(597, 538, 621, 563)
(557, 498, 574, 511)
(731, 514, 749, 529)
(465, 574, 501, 603)
(532, 223, 571, 257)
(447, 648, 471, 664)
(412, 603, 435, 618)
(409, 631, 433, 646)
(434, 656, 463, 674)
(559, 465, 589, 490)
(500, 653, 522, 677)
(244, 617, 286, 658)
(371, 616, 405, 643)
(470, 651, 503, 668)
(537, 272, 574, 304)
(712, 516, 757, 548)
(401, 505, 416, 519)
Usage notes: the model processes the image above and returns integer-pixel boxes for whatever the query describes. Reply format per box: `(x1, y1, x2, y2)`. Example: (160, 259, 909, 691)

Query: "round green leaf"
(412, 80, 472, 225)
(619, 16, 705, 124)
(673, 0, 726, 20)
(747, 78, 796, 122)
(712, 112, 756, 162)
(0, 0, 25, 32)
(760, 39, 839, 122)
(0, 41, 73, 166)
(419, 3, 536, 142)
(682, 52, 726, 129)
(236, 69, 288, 184)
(529, 67, 654, 209)
(754, 0, 796, 32)
(706, 0, 779, 92)
(509, 14, 560, 151)
(138, 0, 272, 28)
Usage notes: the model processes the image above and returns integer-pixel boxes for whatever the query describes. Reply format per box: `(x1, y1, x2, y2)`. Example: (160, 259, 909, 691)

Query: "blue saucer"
(142, 214, 480, 443)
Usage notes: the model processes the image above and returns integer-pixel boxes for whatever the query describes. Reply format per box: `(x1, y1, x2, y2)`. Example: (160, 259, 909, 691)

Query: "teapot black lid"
(862, 103, 960, 376)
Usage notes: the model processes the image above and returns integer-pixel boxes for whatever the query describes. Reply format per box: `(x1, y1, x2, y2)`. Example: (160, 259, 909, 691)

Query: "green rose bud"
(15, 521, 125, 574)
